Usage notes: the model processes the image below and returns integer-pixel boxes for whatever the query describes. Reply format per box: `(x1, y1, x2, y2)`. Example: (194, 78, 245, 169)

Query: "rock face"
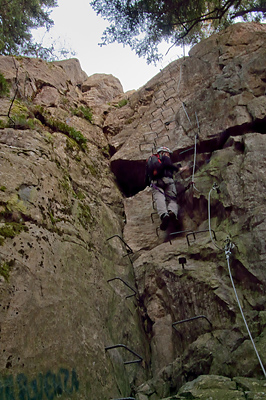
(0, 22, 266, 400)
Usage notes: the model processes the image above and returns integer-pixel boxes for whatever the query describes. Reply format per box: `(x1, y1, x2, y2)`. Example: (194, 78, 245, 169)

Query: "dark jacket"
(145, 154, 181, 186)
(159, 155, 180, 178)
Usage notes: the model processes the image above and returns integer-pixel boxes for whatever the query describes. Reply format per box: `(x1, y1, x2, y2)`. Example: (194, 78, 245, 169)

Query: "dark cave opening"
(110, 118, 266, 198)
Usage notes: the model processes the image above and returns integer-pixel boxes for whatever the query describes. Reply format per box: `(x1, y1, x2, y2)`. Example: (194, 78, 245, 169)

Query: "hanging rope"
(208, 183, 223, 250)
(208, 184, 266, 378)
(225, 239, 266, 379)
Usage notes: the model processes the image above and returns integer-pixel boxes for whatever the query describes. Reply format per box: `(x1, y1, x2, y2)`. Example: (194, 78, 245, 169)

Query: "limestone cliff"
(0, 21, 266, 400)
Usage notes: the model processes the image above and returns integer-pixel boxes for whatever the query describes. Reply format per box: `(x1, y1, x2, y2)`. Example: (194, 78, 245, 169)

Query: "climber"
(145, 146, 189, 230)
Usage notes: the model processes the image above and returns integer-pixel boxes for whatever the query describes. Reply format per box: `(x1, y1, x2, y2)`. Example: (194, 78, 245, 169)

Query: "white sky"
(33, 0, 186, 92)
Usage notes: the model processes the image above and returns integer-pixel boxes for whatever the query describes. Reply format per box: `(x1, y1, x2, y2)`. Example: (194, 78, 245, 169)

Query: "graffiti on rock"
(0, 368, 79, 400)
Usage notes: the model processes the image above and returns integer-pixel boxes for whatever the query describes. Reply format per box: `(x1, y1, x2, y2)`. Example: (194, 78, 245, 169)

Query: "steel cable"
(225, 243, 266, 378)
(208, 185, 266, 378)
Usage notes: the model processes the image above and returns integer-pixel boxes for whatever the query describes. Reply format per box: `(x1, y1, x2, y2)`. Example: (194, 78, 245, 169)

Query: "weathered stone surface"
(81, 73, 123, 104)
(53, 58, 88, 86)
(177, 375, 245, 399)
(0, 57, 147, 399)
(1, 21, 266, 400)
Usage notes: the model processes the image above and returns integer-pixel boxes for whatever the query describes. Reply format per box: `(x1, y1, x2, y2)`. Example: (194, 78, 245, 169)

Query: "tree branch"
(232, 7, 266, 18)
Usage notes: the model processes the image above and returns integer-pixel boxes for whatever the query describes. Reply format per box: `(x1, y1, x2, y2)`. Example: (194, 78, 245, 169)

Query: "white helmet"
(157, 146, 172, 154)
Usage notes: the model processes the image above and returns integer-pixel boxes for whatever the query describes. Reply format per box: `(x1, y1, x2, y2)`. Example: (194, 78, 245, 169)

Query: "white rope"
(208, 185, 266, 378)
(225, 243, 266, 379)
(182, 101, 191, 125)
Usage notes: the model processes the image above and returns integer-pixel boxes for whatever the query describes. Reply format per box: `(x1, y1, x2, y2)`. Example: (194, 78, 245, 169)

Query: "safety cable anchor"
(224, 236, 235, 257)
(165, 120, 175, 126)
(212, 182, 220, 193)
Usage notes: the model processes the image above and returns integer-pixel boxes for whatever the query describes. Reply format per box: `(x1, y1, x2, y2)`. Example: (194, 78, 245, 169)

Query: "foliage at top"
(0, 0, 60, 58)
(90, 0, 266, 63)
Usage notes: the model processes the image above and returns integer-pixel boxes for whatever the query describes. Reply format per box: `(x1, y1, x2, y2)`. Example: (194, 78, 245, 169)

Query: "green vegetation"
(71, 105, 93, 123)
(0, 73, 10, 97)
(0, 0, 57, 58)
(49, 210, 57, 225)
(0, 222, 27, 247)
(77, 202, 93, 229)
(101, 145, 111, 158)
(0, 260, 14, 282)
(11, 99, 29, 116)
(8, 115, 37, 130)
(59, 175, 71, 194)
(6, 194, 28, 215)
(75, 191, 86, 200)
(66, 137, 80, 152)
(87, 163, 98, 177)
(0, 186, 7, 192)
(0, 222, 26, 239)
(115, 99, 128, 108)
(47, 117, 88, 149)
(91, 0, 266, 63)
(32, 106, 88, 150)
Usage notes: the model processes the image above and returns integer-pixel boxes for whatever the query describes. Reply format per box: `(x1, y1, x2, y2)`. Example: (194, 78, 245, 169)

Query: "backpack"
(146, 154, 162, 181)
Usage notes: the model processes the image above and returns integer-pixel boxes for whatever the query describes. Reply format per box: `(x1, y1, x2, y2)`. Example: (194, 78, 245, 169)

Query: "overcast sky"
(33, 0, 186, 92)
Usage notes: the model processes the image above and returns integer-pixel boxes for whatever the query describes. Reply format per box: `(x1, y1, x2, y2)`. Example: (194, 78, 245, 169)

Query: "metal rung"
(112, 398, 135, 399)
(179, 146, 194, 155)
(186, 229, 217, 246)
(169, 230, 193, 244)
(107, 277, 137, 299)
(105, 344, 143, 365)
(106, 235, 133, 257)
(172, 315, 212, 332)
(150, 212, 158, 223)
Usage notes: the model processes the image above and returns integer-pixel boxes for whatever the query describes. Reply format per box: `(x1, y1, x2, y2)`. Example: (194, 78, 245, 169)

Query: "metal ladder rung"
(107, 277, 137, 299)
(105, 344, 143, 365)
(172, 315, 212, 332)
(186, 229, 217, 246)
(106, 235, 133, 257)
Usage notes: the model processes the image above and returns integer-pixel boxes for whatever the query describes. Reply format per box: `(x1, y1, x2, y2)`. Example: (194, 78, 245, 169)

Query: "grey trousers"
(152, 177, 178, 219)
